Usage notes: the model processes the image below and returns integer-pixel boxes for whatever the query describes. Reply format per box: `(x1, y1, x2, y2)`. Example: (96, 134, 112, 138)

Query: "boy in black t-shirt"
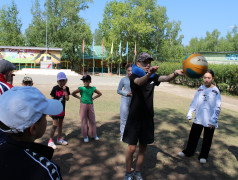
(123, 52, 183, 180)
(48, 72, 70, 149)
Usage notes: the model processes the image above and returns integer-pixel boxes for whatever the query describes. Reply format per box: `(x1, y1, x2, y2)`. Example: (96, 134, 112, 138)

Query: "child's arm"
(50, 87, 55, 99)
(117, 79, 128, 96)
(63, 86, 69, 101)
(72, 89, 81, 100)
(93, 89, 102, 100)
(187, 89, 199, 121)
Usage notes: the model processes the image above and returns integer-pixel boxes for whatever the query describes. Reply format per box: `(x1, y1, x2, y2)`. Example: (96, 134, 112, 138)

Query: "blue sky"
(0, 0, 237, 46)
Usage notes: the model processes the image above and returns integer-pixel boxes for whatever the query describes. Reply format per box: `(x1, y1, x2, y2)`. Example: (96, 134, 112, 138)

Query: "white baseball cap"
(0, 86, 63, 133)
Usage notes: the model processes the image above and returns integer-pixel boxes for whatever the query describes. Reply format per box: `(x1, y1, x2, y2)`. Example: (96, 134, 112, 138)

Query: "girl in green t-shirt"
(72, 75, 102, 143)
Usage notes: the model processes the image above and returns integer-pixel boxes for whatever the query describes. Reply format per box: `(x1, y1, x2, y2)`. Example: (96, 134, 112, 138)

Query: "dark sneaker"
(134, 171, 143, 180)
(124, 172, 134, 180)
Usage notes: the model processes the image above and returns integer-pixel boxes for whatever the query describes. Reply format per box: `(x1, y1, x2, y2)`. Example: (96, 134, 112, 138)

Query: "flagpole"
(102, 40, 104, 77)
(111, 54, 113, 77)
(119, 52, 121, 77)
(134, 41, 136, 64)
(93, 51, 95, 76)
(110, 41, 113, 77)
(83, 54, 84, 75)
(102, 55, 103, 77)
(119, 41, 121, 77)
(91, 39, 95, 76)
(82, 39, 85, 75)
(126, 41, 128, 64)
(108, 59, 109, 74)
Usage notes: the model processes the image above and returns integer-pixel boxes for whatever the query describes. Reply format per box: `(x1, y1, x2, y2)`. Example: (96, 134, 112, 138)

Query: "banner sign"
(226, 54, 238, 60)
(0, 48, 61, 64)
(40, 61, 53, 69)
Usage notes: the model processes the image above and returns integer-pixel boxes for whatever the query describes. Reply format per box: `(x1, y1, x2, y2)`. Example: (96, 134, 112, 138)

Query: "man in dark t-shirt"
(123, 52, 183, 180)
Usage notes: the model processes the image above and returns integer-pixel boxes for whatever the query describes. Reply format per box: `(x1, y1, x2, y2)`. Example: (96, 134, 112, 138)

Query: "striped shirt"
(0, 73, 13, 95)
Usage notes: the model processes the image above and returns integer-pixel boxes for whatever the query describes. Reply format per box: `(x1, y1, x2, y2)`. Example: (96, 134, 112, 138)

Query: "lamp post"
(45, 1, 48, 62)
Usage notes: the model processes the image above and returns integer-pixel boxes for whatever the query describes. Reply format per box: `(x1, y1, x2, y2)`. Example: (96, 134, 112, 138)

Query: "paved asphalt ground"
(13, 73, 238, 112)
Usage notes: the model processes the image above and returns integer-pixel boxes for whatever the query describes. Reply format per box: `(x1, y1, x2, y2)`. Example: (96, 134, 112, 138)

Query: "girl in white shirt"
(178, 69, 221, 164)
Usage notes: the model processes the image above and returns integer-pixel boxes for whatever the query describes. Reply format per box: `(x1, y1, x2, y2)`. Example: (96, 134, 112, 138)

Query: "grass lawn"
(37, 87, 238, 180)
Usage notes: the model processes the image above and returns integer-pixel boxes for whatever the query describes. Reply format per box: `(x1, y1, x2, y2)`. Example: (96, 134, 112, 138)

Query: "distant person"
(117, 64, 132, 141)
(178, 69, 221, 164)
(22, 76, 34, 86)
(72, 75, 102, 143)
(48, 72, 70, 149)
(0, 86, 63, 180)
(7, 73, 15, 85)
(123, 52, 183, 180)
(0, 59, 15, 143)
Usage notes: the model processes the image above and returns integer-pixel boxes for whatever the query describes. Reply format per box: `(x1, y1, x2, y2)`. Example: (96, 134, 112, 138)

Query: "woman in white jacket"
(178, 69, 221, 164)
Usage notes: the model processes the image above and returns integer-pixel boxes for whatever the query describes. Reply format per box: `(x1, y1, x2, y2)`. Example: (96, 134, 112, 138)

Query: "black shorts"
(122, 117, 154, 145)
(50, 116, 64, 120)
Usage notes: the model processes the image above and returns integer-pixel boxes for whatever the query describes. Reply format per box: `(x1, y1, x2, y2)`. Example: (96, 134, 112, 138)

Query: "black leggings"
(183, 123, 215, 159)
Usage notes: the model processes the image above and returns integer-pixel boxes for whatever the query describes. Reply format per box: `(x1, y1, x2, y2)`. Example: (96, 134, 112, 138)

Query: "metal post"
(111, 54, 113, 77)
(93, 51, 95, 76)
(102, 56, 103, 77)
(45, 6, 48, 61)
(83, 54, 84, 75)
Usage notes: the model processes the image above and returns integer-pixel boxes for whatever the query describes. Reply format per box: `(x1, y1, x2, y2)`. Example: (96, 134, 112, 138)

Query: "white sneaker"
(94, 136, 99, 141)
(57, 138, 68, 145)
(200, 158, 207, 164)
(84, 136, 89, 143)
(48, 141, 57, 149)
(178, 152, 185, 157)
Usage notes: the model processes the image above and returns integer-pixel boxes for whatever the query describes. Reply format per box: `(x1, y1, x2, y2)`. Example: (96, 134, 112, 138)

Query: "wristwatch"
(174, 70, 178, 76)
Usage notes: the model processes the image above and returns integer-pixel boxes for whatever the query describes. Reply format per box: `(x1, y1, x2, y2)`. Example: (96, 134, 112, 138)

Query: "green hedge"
(153, 62, 238, 95)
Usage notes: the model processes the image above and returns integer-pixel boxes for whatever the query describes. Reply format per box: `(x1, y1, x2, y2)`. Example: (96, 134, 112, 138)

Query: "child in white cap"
(48, 72, 70, 149)
(0, 86, 63, 180)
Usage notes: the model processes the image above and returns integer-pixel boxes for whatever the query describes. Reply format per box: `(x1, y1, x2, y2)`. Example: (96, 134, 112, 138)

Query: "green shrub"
(152, 61, 238, 96)
(217, 83, 229, 93)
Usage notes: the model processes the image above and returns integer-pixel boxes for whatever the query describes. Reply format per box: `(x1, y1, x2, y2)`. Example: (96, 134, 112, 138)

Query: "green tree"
(99, 0, 184, 66)
(186, 26, 238, 53)
(25, 0, 46, 47)
(230, 26, 238, 51)
(25, 0, 93, 70)
(0, 1, 24, 46)
(159, 21, 184, 61)
(94, 28, 104, 45)
(204, 29, 220, 51)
